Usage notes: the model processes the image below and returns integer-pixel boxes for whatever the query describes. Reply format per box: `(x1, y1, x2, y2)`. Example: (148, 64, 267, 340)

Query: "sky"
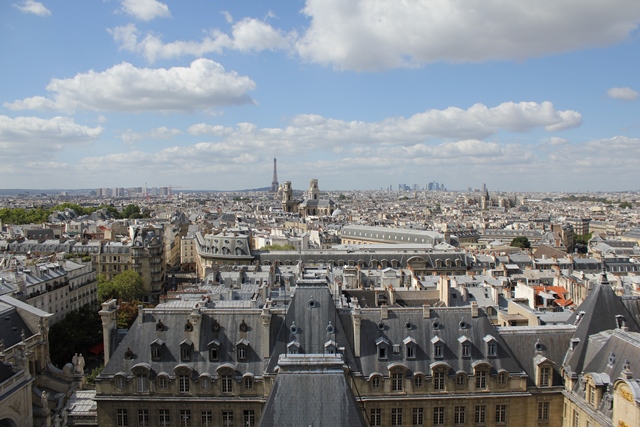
(1, 0, 639, 193)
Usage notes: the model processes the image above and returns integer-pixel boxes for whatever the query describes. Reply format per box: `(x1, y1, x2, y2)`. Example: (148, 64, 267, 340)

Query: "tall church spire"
(270, 157, 279, 192)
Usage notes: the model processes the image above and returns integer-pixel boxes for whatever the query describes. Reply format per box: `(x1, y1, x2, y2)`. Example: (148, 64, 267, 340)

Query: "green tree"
(510, 236, 531, 249)
(620, 201, 633, 209)
(98, 271, 144, 303)
(121, 204, 142, 219)
(259, 244, 296, 251)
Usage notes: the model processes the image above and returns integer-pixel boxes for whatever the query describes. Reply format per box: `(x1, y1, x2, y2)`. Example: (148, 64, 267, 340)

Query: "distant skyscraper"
(270, 158, 279, 192)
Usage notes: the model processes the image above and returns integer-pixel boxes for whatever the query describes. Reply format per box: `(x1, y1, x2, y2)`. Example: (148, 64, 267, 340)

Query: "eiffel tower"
(270, 157, 279, 192)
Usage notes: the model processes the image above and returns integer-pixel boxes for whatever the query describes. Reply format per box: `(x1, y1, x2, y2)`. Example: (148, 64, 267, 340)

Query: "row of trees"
(0, 202, 149, 225)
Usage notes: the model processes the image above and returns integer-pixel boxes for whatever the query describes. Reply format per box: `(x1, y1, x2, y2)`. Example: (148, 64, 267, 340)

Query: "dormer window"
(287, 340, 301, 355)
(236, 339, 249, 361)
(371, 374, 382, 389)
(324, 340, 338, 355)
(403, 337, 417, 360)
(459, 336, 471, 358)
(180, 339, 193, 362)
(207, 339, 220, 361)
(431, 335, 445, 356)
(483, 335, 497, 357)
(376, 337, 390, 360)
(150, 339, 164, 361)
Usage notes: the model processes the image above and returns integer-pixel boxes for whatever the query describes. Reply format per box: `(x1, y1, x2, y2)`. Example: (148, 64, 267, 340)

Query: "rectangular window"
(151, 347, 160, 360)
(475, 370, 487, 389)
(538, 402, 550, 421)
(391, 408, 403, 426)
(462, 343, 470, 357)
(180, 410, 191, 427)
(540, 367, 551, 387)
(237, 346, 246, 360)
(495, 405, 506, 424)
(370, 408, 382, 427)
(137, 374, 148, 393)
(434, 371, 445, 391)
(201, 411, 213, 427)
(589, 386, 596, 405)
(412, 408, 424, 426)
(159, 410, 170, 427)
(117, 409, 128, 427)
(221, 374, 233, 393)
(434, 344, 443, 358)
(488, 342, 496, 356)
(378, 347, 387, 359)
(392, 373, 404, 391)
(179, 374, 190, 393)
(454, 406, 465, 425)
(222, 411, 234, 427)
(433, 407, 445, 425)
(572, 410, 579, 427)
(407, 345, 415, 359)
(181, 347, 191, 361)
(475, 405, 486, 424)
(209, 347, 218, 361)
(243, 410, 255, 427)
(138, 409, 149, 427)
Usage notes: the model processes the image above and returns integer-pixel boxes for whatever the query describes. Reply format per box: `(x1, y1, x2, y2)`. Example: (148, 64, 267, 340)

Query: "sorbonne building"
(93, 266, 640, 427)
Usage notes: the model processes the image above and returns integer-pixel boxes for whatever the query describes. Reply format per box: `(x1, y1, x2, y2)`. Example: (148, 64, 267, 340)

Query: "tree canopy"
(0, 202, 149, 225)
(48, 305, 102, 368)
(510, 236, 531, 249)
(258, 244, 296, 251)
(97, 271, 144, 303)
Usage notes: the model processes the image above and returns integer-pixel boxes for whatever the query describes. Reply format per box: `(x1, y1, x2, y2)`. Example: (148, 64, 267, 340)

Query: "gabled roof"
(563, 272, 640, 377)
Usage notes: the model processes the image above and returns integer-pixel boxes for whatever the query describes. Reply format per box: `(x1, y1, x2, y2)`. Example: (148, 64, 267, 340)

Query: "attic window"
(459, 318, 467, 329)
(405, 321, 413, 330)
(326, 322, 335, 334)
(289, 322, 298, 335)
(615, 315, 626, 329)
(570, 338, 580, 351)
(393, 344, 401, 354)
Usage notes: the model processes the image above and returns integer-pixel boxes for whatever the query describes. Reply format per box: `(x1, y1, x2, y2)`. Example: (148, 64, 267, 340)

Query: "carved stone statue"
(41, 390, 49, 410)
(76, 353, 85, 374)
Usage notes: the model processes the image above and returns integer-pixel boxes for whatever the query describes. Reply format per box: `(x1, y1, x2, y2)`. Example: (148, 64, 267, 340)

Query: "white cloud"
(0, 115, 102, 159)
(118, 127, 182, 144)
(5, 59, 256, 113)
(183, 101, 579, 162)
(296, 0, 640, 70)
(607, 87, 639, 101)
(13, 0, 51, 16)
(119, 0, 170, 21)
(110, 19, 296, 62)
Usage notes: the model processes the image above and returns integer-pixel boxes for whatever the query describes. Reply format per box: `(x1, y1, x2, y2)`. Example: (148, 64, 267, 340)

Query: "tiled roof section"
(258, 355, 366, 427)
(499, 325, 575, 387)
(0, 302, 33, 348)
(563, 272, 640, 376)
(357, 306, 524, 377)
(266, 284, 357, 373)
(100, 306, 269, 379)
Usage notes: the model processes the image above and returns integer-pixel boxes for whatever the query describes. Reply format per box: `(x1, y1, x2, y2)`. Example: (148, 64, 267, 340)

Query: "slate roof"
(356, 306, 525, 378)
(563, 272, 640, 377)
(258, 355, 366, 427)
(499, 325, 575, 387)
